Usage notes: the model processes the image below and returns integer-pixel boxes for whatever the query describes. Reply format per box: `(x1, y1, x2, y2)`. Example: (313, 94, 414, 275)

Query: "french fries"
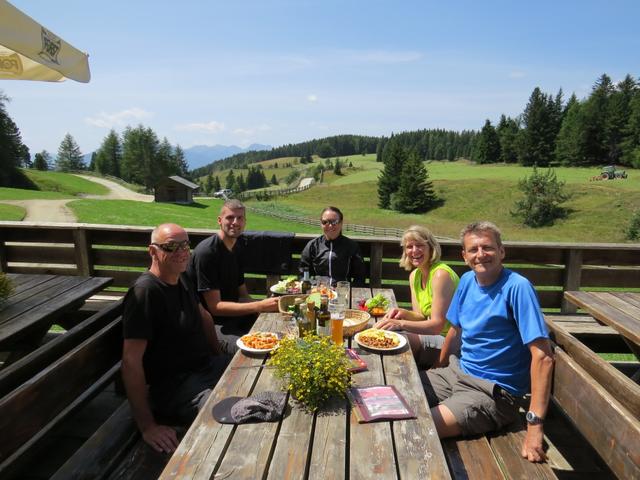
(240, 332, 279, 350)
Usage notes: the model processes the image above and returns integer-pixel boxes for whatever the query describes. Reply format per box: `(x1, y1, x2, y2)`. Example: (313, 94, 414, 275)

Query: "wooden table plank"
(0, 275, 113, 349)
(564, 291, 640, 346)
(306, 396, 348, 480)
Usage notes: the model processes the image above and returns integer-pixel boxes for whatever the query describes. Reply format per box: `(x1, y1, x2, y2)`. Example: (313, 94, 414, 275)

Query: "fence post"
(561, 248, 583, 313)
(73, 227, 93, 276)
(369, 242, 383, 288)
(0, 239, 7, 273)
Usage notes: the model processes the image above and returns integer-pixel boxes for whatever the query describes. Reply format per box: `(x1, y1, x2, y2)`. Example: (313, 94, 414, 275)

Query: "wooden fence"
(1, 221, 639, 313)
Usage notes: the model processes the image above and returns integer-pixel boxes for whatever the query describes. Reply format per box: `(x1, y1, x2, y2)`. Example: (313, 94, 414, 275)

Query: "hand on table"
(142, 423, 179, 453)
(376, 316, 404, 331)
(258, 296, 279, 312)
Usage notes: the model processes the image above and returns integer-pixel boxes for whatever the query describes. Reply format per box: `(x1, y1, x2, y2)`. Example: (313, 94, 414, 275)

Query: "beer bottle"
(316, 294, 331, 336)
(305, 298, 316, 334)
(301, 269, 311, 294)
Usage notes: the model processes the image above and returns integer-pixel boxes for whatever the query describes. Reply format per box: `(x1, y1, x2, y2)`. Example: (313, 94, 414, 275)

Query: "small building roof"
(163, 175, 199, 190)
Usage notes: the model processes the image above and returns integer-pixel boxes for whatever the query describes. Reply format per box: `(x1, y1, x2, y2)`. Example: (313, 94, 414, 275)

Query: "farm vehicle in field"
(600, 165, 627, 179)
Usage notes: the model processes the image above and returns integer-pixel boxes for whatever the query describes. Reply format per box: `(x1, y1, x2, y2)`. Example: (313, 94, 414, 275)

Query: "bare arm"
(121, 339, 178, 453)
(378, 269, 455, 335)
(199, 304, 222, 355)
(201, 286, 278, 317)
(521, 337, 554, 462)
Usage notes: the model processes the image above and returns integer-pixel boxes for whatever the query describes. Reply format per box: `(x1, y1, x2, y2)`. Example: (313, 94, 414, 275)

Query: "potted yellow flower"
(267, 333, 352, 411)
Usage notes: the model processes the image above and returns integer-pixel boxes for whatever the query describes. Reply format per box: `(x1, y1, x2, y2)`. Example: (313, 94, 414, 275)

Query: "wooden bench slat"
(553, 348, 640, 479)
(545, 317, 640, 419)
(442, 436, 505, 480)
(488, 427, 558, 479)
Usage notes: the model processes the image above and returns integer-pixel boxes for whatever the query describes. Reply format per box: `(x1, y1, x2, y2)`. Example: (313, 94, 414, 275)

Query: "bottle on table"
(304, 298, 316, 335)
(316, 294, 331, 336)
(301, 269, 311, 294)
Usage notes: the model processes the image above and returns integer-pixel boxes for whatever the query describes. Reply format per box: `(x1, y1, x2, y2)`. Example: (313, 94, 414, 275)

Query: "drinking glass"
(336, 281, 350, 307)
(329, 299, 346, 345)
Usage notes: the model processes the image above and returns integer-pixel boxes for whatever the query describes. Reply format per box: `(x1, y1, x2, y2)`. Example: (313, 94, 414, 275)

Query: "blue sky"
(3, 0, 639, 155)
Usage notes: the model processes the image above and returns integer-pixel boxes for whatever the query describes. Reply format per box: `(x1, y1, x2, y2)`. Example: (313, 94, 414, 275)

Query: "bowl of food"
(270, 275, 302, 295)
(357, 293, 390, 317)
(343, 309, 371, 337)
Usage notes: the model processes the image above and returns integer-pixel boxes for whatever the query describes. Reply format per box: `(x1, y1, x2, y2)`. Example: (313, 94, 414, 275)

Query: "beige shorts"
(421, 356, 523, 436)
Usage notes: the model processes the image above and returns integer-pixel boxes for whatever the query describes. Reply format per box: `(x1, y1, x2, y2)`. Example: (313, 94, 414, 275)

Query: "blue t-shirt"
(446, 268, 549, 396)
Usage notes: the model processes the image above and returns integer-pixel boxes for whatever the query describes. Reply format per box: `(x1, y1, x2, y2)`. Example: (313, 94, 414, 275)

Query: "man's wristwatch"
(526, 411, 544, 425)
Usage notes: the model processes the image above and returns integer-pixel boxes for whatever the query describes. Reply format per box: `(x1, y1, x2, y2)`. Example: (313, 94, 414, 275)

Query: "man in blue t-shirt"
(422, 221, 554, 463)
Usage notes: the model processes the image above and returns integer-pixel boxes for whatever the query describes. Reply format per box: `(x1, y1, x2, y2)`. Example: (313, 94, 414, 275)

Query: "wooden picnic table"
(0, 273, 113, 352)
(160, 287, 451, 479)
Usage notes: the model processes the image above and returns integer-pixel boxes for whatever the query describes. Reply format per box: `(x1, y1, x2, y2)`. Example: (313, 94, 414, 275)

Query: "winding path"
(2, 175, 153, 222)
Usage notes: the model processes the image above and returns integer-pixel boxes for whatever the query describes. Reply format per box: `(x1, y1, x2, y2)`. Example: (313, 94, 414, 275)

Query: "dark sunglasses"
(151, 240, 191, 253)
(321, 219, 340, 226)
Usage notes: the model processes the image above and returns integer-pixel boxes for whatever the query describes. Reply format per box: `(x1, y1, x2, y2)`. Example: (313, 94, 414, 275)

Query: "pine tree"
(94, 130, 122, 177)
(33, 151, 50, 171)
(621, 93, 640, 167)
(225, 170, 236, 190)
(56, 133, 84, 171)
(511, 167, 570, 227)
(377, 139, 406, 208)
(555, 97, 585, 165)
(120, 125, 160, 189)
(518, 87, 557, 167)
(496, 115, 520, 163)
(270, 174, 278, 185)
(473, 119, 501, 163)
(173, 145, 189, 177)
(235, 173, 246, 192)
(0, 92, 29, 186)
(333, 158, 342, 175)
(392, 151, 440, 213)
(212, 175, 221, 192)
(205, 173, 214, 194)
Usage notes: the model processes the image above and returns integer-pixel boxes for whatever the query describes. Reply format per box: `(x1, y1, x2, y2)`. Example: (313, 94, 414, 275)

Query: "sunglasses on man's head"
(151, 240, 191, 253)
(321, 219, 340, 226)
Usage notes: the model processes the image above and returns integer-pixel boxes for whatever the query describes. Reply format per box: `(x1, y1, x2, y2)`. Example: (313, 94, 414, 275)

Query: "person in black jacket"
(299, 206, 366, 286)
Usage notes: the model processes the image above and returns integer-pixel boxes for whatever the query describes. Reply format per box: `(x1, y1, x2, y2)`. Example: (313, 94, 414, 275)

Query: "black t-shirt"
(186, 234, 245, 303)
(123, 272, 211, 388)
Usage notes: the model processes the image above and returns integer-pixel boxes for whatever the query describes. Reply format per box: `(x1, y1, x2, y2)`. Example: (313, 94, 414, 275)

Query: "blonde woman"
(377, 225, 459, 367)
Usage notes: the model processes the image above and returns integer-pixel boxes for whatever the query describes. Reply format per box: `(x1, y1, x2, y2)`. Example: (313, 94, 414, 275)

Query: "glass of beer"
(329, 299, 346, 345)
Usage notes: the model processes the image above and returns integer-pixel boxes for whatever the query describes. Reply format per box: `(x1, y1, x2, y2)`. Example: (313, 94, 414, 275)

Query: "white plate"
(236, 332, 279, 354)
(270, 283, 302, 295)
(354, 330, 407, 352)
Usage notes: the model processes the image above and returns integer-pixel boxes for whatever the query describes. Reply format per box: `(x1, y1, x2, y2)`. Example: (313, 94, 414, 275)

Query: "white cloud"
(175, 121, 226, 133)
(508, 71, 526, 79)
(233, 124, 272, 136)
(84, 108, 152, 128)
(307, 94, 318, 102)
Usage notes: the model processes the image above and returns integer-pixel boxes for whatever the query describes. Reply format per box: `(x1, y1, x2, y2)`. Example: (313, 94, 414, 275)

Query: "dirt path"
(2, 175, 153, 222)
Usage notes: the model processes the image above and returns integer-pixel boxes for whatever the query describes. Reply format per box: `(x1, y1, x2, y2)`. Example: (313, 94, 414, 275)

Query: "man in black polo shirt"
(122, 223, 229, 454)
(187, 199, 279, 353)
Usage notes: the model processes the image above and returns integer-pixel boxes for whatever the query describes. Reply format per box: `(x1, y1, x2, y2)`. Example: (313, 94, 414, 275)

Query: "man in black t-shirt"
(122, 223, 230, 454)
(187, 199, 278, 353)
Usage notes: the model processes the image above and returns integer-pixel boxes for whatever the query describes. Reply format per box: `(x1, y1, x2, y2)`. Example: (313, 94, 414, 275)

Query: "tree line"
(473, 73, 640, 168)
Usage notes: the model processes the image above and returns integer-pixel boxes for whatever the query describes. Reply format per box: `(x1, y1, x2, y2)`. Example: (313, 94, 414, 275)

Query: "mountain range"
(183, 144, 272, 170)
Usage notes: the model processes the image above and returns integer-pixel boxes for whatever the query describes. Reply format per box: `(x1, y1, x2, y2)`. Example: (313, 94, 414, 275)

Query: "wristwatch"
(526, 411, 544, 425)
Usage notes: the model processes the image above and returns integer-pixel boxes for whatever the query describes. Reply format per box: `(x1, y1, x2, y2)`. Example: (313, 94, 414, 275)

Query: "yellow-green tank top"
(413, 262, 460, 335)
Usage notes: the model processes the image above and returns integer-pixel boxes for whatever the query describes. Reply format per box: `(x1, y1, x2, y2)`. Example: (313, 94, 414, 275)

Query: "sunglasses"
(321, 219, 341, 226)
(151, 240, 191, 253)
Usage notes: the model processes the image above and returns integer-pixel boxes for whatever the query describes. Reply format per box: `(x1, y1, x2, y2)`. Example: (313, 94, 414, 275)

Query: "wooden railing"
(1, 221, 639, 313)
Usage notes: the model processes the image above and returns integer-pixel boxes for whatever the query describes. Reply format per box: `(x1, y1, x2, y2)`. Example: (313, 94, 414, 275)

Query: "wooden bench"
(0, 314, 123, 478)
(440, 318, 640, 479)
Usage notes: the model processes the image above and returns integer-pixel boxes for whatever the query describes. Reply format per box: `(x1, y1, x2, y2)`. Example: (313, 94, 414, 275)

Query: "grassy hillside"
(0, 170, 110, 200)
(243, 156, 640, 243)
(69, 198, 319, 233)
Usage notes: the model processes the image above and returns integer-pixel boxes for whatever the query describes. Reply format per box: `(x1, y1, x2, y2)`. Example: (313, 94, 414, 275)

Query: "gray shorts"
(421, 355, 522, 436)
(414, 334, 445, 368)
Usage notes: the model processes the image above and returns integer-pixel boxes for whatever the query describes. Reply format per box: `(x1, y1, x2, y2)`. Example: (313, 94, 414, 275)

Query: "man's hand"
(521, 425, 547, 463)
(142, 423, 179, 453)
(257, 296, 279, 312)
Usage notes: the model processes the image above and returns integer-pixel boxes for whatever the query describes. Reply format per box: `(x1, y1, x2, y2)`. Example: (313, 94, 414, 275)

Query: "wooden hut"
(154, 175, 199, 204)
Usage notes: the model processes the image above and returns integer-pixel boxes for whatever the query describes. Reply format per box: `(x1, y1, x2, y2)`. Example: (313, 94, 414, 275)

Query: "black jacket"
(299, 234, 366, 286)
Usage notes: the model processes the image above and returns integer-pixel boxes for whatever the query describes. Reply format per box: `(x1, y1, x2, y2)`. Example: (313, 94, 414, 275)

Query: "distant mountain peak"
(184, 144, 271, 170)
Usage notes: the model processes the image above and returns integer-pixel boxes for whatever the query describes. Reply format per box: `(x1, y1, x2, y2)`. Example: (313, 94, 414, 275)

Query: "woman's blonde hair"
(399, 225, 441, 271)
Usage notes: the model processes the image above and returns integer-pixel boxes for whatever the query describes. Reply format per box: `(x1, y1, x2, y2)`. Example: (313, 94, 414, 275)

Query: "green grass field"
(0, 203, 25, 220)
(3, 160, 639, 243)
(69, 198, 319, 233)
